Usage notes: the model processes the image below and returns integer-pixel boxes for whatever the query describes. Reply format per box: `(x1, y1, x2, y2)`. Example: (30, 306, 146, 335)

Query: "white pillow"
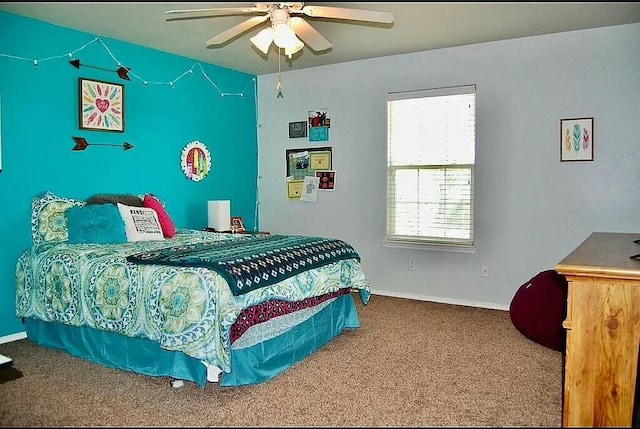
(117, 203, 165, 242)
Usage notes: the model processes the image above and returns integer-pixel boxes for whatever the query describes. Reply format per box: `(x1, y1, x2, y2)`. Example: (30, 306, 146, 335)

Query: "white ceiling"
(2, 2, 640, 76)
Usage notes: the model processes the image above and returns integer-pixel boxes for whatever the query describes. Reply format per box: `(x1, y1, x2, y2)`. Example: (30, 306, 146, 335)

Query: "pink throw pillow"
(143, 194, 176, 238)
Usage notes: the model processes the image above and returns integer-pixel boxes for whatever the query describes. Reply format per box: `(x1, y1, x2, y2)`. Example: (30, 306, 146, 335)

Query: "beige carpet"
(0, 294, 563, 427)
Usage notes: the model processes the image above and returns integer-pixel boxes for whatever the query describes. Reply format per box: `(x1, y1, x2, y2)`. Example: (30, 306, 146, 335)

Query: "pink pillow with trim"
(143, 194, 176, 238)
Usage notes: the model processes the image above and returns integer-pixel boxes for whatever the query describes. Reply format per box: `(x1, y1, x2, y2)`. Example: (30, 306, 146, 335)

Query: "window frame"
(383, 84, 477, 252)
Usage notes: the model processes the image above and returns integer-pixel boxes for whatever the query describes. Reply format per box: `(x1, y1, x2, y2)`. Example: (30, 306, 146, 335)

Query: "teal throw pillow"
(66, 204, 127, 244)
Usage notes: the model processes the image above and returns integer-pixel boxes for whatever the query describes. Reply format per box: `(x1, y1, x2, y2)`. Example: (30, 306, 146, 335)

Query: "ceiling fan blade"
(165, 4, 269, 22)
(299, 5, 394, 24)
(206, 15, 270, 48)
(289, 17, 332, 52)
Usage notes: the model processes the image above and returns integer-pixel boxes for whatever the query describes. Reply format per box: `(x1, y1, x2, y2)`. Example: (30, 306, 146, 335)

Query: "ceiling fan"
(165, 2, 394, 57)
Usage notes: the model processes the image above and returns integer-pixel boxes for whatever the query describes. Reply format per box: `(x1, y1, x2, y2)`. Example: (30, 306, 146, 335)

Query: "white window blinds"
(386, 85, 476, 247)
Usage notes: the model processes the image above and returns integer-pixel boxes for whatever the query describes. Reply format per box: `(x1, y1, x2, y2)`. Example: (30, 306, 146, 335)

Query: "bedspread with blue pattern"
(15, 229, 370, 373)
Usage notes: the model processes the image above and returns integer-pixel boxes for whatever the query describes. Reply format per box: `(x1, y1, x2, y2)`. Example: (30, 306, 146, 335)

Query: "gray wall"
(256, 23, 640, 310)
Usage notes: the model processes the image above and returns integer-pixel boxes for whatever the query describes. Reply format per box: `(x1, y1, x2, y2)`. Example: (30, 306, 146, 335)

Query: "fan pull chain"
(276, 47, 284, 98)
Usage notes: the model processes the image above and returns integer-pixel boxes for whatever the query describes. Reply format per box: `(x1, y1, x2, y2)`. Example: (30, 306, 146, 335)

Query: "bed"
(14, 191, 371, 387)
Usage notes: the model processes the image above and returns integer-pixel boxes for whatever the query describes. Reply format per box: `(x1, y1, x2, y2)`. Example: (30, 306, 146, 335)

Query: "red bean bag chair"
(509, 269, 568, 353)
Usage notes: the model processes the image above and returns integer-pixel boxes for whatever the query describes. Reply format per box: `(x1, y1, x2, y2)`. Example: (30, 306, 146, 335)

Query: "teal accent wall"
(0, 12, 259, 337)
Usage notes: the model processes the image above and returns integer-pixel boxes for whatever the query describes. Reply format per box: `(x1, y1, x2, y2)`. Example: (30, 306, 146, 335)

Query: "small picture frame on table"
(230, 216, 246, 233)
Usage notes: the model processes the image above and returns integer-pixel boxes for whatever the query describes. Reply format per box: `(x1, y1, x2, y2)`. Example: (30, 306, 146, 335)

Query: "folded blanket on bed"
(126, 234, 361, 296)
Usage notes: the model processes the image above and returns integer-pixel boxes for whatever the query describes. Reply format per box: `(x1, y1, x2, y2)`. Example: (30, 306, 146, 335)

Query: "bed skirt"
(24, 292, 360, 388)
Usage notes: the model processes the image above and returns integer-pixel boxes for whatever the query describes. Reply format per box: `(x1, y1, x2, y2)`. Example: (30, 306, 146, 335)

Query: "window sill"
(381, 238, 477, 253)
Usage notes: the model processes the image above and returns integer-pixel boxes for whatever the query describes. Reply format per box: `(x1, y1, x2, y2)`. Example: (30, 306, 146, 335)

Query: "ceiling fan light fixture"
(284, 38, 304, 57)
(168, 3, 395, 65)
(250, 27, 274, 54)
(272, 23, 300, 49)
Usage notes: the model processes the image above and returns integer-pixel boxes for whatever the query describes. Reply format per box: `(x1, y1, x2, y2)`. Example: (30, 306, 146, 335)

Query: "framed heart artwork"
(78, 77, 125, 132)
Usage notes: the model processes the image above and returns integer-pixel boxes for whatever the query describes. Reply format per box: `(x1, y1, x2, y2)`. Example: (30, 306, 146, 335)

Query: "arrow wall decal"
(72, 136, 133, 151)
(70, 59, 131, 80)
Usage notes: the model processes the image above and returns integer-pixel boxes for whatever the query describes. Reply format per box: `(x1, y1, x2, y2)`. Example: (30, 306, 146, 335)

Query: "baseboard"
(371, 289, 509, 311)
(0, 332, 27, 345)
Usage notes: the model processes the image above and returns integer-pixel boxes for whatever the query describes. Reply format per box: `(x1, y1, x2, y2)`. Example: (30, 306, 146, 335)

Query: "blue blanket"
(126, 234, 361, 296)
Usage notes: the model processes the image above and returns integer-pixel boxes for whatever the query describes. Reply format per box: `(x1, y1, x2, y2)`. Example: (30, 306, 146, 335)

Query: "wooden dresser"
(556, 232, 640, 427)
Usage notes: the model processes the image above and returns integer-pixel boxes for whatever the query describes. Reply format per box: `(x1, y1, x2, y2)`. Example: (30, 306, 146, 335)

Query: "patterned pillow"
(117, 203, 165, 242)
(31, 191, 85, 244)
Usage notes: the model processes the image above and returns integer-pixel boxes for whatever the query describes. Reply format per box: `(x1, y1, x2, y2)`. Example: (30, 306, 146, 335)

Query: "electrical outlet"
(481, 264, 489, 278)
(408, 258, 416, 271)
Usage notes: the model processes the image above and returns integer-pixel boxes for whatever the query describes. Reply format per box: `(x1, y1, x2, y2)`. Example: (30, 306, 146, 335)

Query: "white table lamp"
(207, 200, 231, 231)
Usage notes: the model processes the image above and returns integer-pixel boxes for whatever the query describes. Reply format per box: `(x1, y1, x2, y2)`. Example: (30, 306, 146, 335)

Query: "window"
(385, 84, 476, 249)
